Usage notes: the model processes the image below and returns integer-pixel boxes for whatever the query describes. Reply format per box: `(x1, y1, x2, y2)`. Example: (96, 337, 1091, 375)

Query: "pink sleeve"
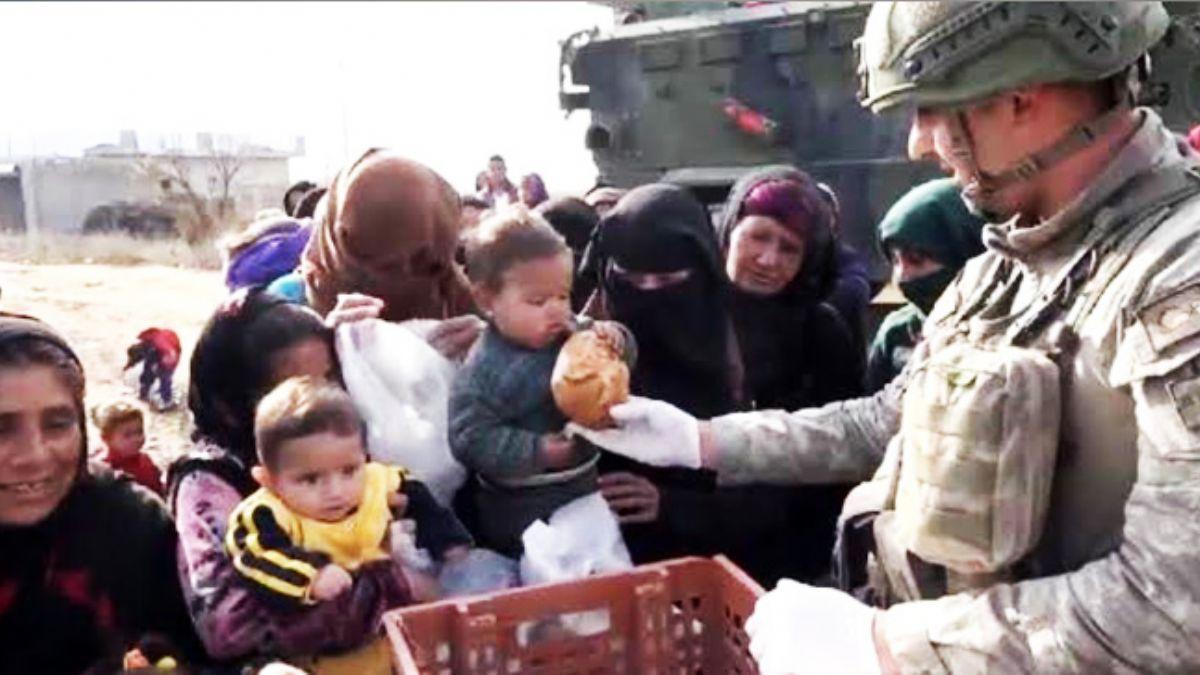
(174, 471, 413, 661)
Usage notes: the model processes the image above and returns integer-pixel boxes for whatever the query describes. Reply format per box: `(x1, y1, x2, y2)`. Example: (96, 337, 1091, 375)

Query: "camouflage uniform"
(712, 3, 1200, 671)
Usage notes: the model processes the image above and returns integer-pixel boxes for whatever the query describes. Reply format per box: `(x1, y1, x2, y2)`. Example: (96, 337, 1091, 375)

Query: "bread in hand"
(551, 329, 630, 429)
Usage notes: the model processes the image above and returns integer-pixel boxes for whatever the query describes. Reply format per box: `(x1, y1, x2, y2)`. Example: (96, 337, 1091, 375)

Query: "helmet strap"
(946, 89, 1133, 219)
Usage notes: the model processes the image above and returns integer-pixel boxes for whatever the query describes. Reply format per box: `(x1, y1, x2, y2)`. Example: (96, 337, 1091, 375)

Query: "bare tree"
(209, 145, 246, 222)
(137, 140, 249, 243)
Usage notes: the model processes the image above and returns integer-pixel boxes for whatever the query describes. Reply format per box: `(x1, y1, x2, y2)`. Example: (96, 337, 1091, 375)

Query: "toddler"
(225, 376, 472, 606)
(449, 205, 632, 556)
(92, 399, 163, 496)
(124, 327, 181, 411)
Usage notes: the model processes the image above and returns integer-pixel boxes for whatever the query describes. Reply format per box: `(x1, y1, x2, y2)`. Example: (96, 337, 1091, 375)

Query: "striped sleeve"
(224, 503, 331, 607)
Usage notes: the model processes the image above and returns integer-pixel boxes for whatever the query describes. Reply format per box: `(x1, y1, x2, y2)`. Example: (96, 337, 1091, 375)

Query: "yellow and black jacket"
(225, 462, 471, 606)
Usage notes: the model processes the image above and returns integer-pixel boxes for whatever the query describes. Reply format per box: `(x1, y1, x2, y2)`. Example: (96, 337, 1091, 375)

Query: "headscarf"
(223, 216, 313, 291)
(878, 177, 986, 313)
(716, 165, 838, 303)
(519, 173, 549, 208)
(582, 184, 737, 417)
(537, 197, 599, 311)
(715, 167, 858, 410)
(0, 313, 86, 464)
(583, 186, 626, 213)
(301, 148, 474, 322)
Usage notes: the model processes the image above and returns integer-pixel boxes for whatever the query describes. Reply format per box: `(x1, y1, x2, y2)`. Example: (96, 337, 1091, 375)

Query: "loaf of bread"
(551, 329, 630, 429)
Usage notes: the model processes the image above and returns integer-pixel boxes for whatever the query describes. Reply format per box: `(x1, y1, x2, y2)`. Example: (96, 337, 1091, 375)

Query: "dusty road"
(0, 261, 226, 465)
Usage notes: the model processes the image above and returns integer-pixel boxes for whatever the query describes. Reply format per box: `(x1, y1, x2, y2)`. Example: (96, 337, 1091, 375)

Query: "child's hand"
(310, 564, 353, 601)
(325, 293, 385, 329)
(400, 565, 442, 604)
(388, 490, 409, 517)
(591, 321, 625, 353)
(441, 545, 471, 564)
(540, 432, 584, 469)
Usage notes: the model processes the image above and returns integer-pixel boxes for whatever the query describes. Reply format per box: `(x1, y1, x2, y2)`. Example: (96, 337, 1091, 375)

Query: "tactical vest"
(863, 165, 1200, 604)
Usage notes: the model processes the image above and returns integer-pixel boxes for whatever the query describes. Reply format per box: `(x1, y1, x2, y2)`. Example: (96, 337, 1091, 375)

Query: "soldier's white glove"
(746, 580, 882, 675)
(566, 396, 702, 469)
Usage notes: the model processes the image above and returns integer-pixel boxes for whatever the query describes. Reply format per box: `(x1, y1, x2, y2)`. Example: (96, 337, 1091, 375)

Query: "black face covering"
(585, 184, 737, 418)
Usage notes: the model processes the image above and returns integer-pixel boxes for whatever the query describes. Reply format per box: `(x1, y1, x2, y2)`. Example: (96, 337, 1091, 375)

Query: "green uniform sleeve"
(710, 365, 906, 486)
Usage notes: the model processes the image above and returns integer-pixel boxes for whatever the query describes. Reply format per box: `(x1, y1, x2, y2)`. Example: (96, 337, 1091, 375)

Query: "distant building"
(0, 131, 302, 235)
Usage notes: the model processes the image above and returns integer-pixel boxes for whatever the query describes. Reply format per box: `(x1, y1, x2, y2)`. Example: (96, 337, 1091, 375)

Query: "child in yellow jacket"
(225, 376, 471, 606)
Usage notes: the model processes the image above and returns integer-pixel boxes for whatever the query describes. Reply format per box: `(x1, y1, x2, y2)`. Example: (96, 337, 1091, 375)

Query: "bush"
(0, 231, 222, 269)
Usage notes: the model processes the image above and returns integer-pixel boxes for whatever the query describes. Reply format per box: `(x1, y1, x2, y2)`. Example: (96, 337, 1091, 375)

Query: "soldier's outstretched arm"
(874, 333, 1200, 672)
(708, 368, 905, 486)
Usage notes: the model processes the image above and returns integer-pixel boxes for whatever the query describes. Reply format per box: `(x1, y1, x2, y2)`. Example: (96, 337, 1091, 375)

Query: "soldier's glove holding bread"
(566, 396, 701, 469)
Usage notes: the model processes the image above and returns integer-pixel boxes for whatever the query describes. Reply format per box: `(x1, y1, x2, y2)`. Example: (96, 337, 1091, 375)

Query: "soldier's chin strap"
(946, 96, 1133, 219)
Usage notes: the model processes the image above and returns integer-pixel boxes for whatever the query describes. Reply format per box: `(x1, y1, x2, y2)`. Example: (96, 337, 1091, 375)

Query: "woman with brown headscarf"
(302, 148, 475, 322)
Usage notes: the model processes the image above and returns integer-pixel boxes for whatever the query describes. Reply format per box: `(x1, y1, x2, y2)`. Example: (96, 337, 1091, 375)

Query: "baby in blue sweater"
(449, 205, 631, 556)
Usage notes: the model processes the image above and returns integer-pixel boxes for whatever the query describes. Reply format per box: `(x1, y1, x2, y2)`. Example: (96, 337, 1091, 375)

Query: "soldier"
(572, 2, 1200, 672)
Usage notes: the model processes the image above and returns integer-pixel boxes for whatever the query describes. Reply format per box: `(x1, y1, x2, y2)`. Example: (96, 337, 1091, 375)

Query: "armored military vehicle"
(560, 1, 1200, 277)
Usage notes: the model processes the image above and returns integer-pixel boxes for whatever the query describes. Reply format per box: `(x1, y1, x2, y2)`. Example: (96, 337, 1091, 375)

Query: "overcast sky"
(0, 1, 614, 194)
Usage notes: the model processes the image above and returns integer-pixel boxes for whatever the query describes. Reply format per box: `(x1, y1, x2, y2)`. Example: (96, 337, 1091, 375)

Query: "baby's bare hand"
(541, 432, 580, 469)
(591, 321, 625, 352)
(387, 490, 409, 517)
(310, 564, 353, 601)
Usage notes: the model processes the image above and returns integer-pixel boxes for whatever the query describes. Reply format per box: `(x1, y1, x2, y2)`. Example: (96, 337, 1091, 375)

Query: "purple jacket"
(173, 461, 411, 662)
(224, 221, 312, 291)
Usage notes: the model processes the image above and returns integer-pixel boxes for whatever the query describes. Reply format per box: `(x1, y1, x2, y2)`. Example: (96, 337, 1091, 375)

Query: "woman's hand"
(324, 293, 384, 329)
(426, 315, 485, 360)
(310, 564, 353, 601)
(599, 472, 660, 524)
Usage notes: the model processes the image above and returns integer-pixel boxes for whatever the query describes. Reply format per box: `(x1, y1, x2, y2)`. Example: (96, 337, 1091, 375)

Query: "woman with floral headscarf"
(0, 313, 201, 674)
(717, 165, 864, 411)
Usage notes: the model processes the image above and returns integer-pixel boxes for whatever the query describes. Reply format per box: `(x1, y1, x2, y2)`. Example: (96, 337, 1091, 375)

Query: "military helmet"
(858, 2, 1170, 113)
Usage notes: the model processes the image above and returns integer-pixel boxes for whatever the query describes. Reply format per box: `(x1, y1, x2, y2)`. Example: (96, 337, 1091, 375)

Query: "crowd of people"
(5, 2, 1200, 673)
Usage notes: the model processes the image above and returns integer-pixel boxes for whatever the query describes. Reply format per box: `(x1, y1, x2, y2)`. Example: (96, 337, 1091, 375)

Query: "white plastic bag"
(519, 491, 632, 587)
(335, 319, 466, 506)
(517, 492, 632, 641)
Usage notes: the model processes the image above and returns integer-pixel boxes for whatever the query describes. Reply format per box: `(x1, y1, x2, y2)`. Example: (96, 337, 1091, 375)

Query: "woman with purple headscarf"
(713, 166, 864, 583)
(518, 173, 549, 209)
(717, 165, 863, 411)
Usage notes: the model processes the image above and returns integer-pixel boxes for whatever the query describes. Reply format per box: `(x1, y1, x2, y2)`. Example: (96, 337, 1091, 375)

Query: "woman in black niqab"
(583, 183, 740, 417)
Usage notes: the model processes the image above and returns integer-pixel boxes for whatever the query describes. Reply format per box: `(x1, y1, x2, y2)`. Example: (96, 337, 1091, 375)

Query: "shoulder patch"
(1136, 281, 1200, 355)
(1168, 369, 1200, 432)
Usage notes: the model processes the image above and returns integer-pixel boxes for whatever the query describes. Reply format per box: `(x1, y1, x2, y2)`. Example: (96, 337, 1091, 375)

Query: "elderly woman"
(0, 313, 200, 674)
(168, 291, 413, 672)
(718, 166, 864, 410)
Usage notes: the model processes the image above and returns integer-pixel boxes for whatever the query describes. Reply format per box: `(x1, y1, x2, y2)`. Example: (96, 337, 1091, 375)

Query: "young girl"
(449, 206, 631, 557)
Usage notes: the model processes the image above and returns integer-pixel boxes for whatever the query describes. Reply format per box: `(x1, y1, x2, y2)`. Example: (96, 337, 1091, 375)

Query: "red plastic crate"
(384, 556, 764, 674)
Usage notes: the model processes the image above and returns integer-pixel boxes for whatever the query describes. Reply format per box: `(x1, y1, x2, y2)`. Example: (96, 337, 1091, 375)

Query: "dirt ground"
(0, 261, 226, 466)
